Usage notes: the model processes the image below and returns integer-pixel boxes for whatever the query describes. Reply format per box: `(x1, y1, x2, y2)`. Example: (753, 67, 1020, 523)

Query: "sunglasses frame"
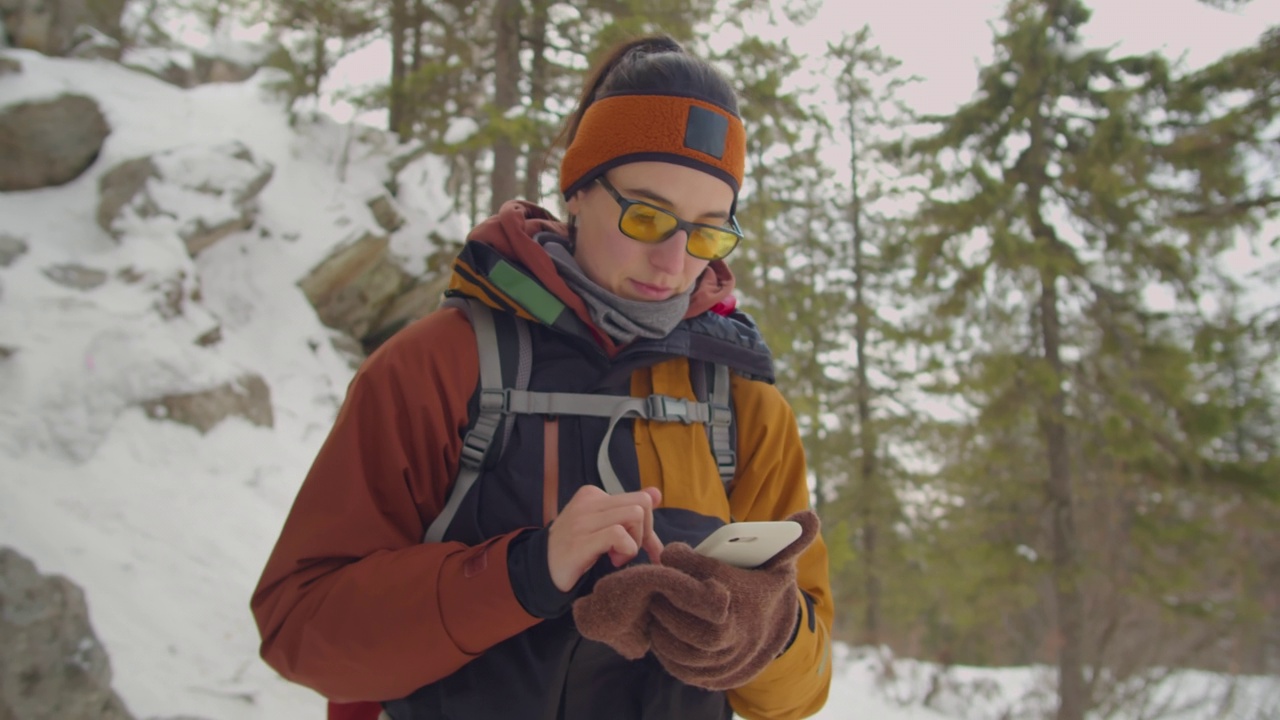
(594, 176, 743, 261)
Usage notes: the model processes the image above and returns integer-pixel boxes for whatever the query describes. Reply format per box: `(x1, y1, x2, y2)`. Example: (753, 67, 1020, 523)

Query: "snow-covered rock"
(0, 233, 29, 266)
(96, 141, 275, 255)
(0, 546, 135, 720)
(0, 93, 109, 190)
(122, 46, 262, 89)
(0, 0, 125, 57)
(297, 230, 414, 343)
(0, 49, 470, 718)
(140, 372, 273, 434)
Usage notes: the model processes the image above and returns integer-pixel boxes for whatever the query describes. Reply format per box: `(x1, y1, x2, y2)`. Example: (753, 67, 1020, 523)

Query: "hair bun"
(627, 35, 684, 58)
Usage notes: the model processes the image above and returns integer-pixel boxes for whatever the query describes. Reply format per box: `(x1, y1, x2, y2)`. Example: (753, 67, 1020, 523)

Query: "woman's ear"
(565, 189, 585, 217)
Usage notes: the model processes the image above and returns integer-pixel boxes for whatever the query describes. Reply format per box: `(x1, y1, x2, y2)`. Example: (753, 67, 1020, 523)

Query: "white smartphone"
(693, 521, 802, 569)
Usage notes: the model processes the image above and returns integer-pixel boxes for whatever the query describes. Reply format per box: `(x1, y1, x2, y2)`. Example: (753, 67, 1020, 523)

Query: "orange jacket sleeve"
(250, 308, 540, 702)
(725, 377, 834, 720)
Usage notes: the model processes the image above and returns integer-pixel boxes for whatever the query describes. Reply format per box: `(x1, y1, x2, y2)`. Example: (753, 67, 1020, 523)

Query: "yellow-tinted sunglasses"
(595, 176, 742, 261)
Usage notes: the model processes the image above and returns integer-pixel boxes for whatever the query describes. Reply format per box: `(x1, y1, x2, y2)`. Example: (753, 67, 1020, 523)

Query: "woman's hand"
(573, 510, 821, 691)
(546, 485, 664, 593)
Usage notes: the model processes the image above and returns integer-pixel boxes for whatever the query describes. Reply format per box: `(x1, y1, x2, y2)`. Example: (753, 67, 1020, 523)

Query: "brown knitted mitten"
(573, 510, 820, 690)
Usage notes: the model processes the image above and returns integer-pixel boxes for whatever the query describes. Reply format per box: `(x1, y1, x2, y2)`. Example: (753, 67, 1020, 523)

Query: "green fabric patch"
(490, 260, 565, 325)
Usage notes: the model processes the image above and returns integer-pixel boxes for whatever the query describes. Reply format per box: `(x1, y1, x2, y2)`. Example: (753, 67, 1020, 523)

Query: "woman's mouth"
(629, 279, 673, 300)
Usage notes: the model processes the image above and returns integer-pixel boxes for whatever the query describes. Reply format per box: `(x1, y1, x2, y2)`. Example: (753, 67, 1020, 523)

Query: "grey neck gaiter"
(543, 239, 692, 345)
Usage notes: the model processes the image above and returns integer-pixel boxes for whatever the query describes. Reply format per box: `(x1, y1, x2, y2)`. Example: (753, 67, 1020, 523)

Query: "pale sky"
(772, 0, 1279, 114)
(319, 0, 1279, 129)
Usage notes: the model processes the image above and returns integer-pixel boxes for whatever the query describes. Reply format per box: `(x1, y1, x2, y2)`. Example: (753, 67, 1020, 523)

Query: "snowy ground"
(1, 45, 1278, 720)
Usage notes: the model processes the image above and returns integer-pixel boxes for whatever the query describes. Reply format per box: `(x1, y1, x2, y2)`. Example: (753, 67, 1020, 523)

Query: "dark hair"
(554, 35, 740, 152)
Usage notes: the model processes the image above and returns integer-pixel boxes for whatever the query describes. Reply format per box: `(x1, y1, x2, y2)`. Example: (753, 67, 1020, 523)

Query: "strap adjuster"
(479, 388, 509, 412)
(709, 402, 733, 426)
(647, 395, 693, 424)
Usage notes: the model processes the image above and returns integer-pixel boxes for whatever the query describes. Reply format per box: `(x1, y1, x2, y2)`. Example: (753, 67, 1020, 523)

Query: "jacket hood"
(451, 200, 737, 354)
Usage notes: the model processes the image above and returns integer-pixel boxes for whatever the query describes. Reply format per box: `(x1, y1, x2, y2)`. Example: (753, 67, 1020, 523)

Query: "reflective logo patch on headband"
(684, 105, 729, 160)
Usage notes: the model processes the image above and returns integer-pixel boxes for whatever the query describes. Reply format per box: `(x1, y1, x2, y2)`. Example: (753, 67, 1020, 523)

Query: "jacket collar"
(451, 200, 738, 356)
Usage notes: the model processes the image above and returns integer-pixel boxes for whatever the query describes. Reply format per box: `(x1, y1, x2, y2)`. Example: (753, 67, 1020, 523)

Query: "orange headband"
(559, 94, 746, 200)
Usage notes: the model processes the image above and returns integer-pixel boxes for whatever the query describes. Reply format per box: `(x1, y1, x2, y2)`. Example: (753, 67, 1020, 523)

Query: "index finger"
(641, 486, 663, 561)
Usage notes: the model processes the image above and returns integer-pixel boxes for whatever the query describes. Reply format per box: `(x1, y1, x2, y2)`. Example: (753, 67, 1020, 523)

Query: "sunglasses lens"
(687, 227, 740, 261)
(620, 204, 679, 243)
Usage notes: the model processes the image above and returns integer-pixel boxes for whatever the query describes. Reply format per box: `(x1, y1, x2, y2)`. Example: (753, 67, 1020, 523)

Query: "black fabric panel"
(405, 296, 769, 719)
(384, 615, 579, 720)
(560, 640, 732, 720)
(507, 528, 587, 619)
(803, 590, 817, 633)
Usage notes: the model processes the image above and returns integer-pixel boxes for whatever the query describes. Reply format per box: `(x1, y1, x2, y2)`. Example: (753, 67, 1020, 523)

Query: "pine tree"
(707, 34, 849, 514)
(825, 25, 922, 649)
(905, 0, 1272, 716)
(489, 0, 522, 212)
(258, 0, 377, 115)
(380, 0, 722, 221)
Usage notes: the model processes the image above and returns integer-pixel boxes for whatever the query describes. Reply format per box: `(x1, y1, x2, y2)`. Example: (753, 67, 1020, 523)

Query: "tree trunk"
(310, 33, 326, 98)
(848, 105, 881, 647)
(388, 0, 408, 141)
(522, 0, 550, 201)
(405, 0, 425, 135)
(1024, 7, 1086, 713)
(802, 208, 827, 519)
(1026, 145, 1086, 720)
(467, 147, 481, 229)
(490, 0, 521, 214)
(1038, 266, 1086, 720)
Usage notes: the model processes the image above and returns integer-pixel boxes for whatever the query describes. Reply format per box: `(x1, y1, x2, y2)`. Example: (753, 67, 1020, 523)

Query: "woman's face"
(566, 162, 734, 302)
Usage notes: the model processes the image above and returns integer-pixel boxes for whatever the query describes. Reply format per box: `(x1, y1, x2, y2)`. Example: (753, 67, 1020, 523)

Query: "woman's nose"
(649, 230, 688, 274)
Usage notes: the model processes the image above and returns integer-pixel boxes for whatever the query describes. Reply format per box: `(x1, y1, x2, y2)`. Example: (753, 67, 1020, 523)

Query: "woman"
(252, 35, 833, 720)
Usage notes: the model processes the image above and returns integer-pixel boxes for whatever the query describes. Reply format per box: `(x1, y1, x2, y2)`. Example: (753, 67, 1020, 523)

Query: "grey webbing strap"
(424, 300, 505, 544)
(424, 297, 736, 541)
(503, 318, 531, 452)
(709, 363, 736, 487)
(501, 388, 715, 496)
(502, 390, 713, 423)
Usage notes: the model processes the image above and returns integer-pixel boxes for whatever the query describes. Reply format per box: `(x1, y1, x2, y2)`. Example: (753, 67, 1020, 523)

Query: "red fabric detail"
(328, 700, 382, 720)
(710, 294, 737, 317)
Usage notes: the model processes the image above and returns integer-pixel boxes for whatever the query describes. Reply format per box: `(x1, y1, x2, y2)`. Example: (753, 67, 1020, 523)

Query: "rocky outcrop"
(96, 142, 274, 255)
(367, 194, 405, 233)
(298, 230, 458, 352)
(140, 373, 273, 434)
(0, 94, 110, 191)
(0, 546, 136, 720)
(96, 157, 157, 234)
(192, 52, 257, 84)
(125, 49, 258, 89)
(43, 263, 108, 290)
(0, 234, 27, 266)
(359, 275, 450, 353)
(0, 0, 126, 57)
(297, 231, 414, 342)
(66, 23, 119, 60)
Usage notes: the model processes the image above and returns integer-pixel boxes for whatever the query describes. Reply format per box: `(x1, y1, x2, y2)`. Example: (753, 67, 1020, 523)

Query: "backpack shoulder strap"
(424, 301, 737, 543)
(708, 361, 736, 489)
(423, 298, 530, 543)
(691, 359, 737, 491)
